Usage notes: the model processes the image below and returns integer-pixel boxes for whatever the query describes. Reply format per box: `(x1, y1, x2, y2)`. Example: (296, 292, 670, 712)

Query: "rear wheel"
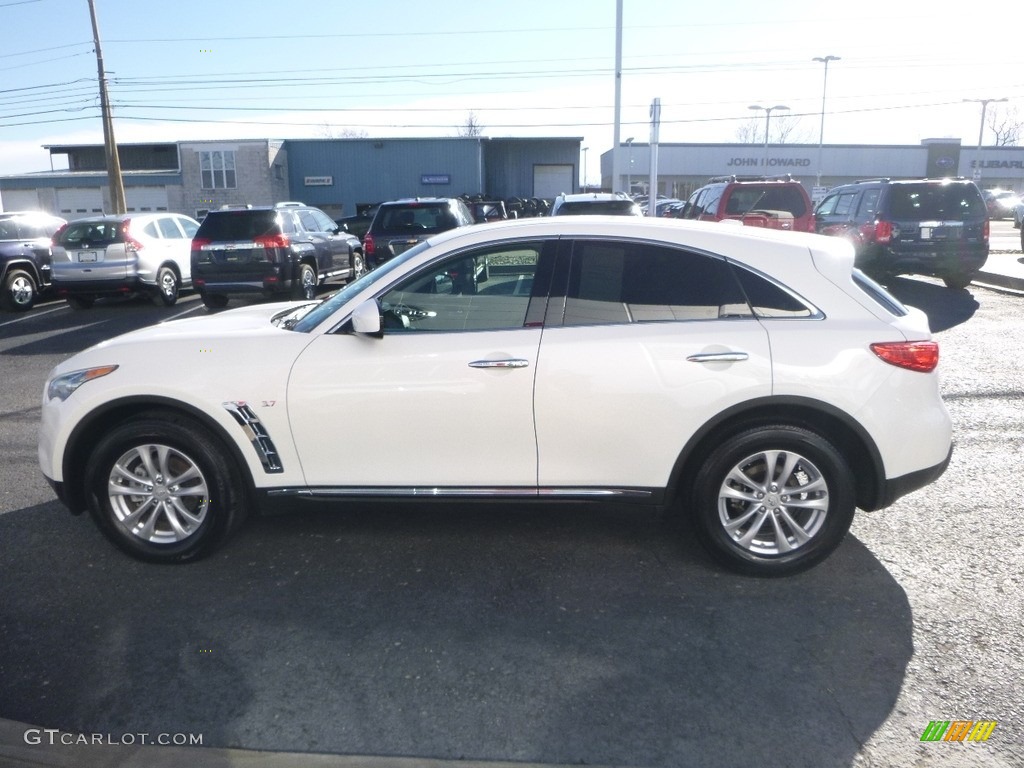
(200, 292, 228, 310)
(66, 295, 95, 310)
(1, 268, 37, 311)
(292, 262, 317, 300)
(152, 266, 180, 306)
(691, 425, 855, 577)
(942, 272, 975, 290)
(84, 414, 246, 563)
(350, 250, 366, 281)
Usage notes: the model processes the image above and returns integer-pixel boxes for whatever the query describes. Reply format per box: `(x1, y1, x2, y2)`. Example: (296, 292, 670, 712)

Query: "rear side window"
(560, 240, 751, 325)
(852, 271, 909, 317)
(59, 220, 122, 247)
(378, 204, 456, 233)
(197, 211, 279, 240)
(887, 184, 987, 220)
(731, 266, 818, 319)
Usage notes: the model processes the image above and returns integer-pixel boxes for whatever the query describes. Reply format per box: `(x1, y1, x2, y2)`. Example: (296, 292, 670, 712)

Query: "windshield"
(290, 240, 433, 333)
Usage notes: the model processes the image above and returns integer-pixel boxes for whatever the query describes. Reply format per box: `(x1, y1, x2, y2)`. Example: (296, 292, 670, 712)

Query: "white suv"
(550, 192, 642, 216)
(51, 212, 200, 308)
(39, 217, 952, 576)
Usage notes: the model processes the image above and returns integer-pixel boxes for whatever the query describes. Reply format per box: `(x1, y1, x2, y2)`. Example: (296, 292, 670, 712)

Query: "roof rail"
(274, 201, 305, 207)
(706, 173, 795, 183)
(218, 203, 253, 210)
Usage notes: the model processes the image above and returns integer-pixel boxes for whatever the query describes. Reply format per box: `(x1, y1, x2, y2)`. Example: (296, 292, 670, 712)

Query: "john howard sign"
(727, 156, 813, 168)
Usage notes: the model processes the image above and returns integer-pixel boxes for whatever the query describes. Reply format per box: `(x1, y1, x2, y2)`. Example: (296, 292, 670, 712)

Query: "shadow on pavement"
(0, 500, 913, 768)
(883, 276, 979, 333)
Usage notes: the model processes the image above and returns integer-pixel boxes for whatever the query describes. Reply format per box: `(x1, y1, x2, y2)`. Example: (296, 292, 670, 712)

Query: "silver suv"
(51, 213, 200, 308)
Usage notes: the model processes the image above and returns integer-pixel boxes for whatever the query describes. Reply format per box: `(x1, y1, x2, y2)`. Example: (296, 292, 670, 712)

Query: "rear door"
(54, 219, 128, 283)
(886, 183, 987, 257)
(533, 238, 772, 492)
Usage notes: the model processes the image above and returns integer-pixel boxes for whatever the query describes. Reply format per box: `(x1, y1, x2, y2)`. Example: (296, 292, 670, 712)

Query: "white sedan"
(39, 217, 952, 576)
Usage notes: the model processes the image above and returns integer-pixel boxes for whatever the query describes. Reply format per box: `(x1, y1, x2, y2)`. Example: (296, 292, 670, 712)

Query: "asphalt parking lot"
(1, 235, 1023, 768)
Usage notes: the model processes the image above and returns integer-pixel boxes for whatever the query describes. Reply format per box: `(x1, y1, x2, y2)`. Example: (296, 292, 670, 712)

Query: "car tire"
(1, 268, 37, 312)
(200, 292, 228, 310)
(66, 295, 95, 310)
(152, 266, 180, 306)
(84, 414, 246, 563)
(351, 250, 366, 281)
(691, 425, 856, 577)
(942, 272, 974, 290)
(292, 262, 317, 300)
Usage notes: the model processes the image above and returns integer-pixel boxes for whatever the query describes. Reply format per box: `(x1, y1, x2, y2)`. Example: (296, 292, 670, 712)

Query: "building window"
(200, 150, 236, 189)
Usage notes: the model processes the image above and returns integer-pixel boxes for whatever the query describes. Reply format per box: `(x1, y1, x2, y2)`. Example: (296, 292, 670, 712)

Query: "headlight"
(47, 365, 119, 402)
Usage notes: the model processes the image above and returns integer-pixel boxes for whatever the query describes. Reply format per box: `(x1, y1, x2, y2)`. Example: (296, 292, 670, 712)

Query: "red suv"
(675, 175, 814, 232)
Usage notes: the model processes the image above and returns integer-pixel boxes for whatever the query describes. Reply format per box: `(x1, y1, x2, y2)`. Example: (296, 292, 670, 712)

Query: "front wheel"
(84, 415, 246, 563)
(1, 268, 37, 311)
(152, 266, 180, 306)
(291, 262, 317, 300)
(691, 425, 855, 577)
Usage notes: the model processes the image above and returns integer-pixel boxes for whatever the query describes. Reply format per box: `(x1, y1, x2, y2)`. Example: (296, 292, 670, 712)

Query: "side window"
(157, 217, 183, 239)
(856, 189, 880, 219)
(310, 209, 337, 233)
(379, 244, 542, 332)
(142, 221, 162, 239)
(561, 240, 751, 326)
(731, 265, 818, 318)
(815, 193, 840, 217)
(279, 212, 299, 236)
(700, 186, 724, 218)
(297, 209, 321, 233)
(832, 192, 857, 216)
(178, 217, 199, 238)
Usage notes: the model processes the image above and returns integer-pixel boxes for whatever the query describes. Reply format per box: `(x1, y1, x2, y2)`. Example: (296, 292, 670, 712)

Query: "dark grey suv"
(814, 178, 989, 289)
(363, 197, 474, 267)
(191, 202, 364, 309)
(0, 211, 66, 311)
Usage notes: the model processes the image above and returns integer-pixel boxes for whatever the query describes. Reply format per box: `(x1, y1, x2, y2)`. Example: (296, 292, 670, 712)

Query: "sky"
(2, 0, 1023, 184)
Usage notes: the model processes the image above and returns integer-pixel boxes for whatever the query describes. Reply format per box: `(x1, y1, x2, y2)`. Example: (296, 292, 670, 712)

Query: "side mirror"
(350, 299, 382, 337)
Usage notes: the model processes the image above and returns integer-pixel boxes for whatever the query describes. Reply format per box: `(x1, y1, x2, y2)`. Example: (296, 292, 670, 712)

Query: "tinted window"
(297, 209, 321, 233)
(59, 220, 122, 247)
(178, 217, 199, 238)
(856, 188, 881, 219)
(310, 209, 337, 232)
(379, 244, 541, 332)
(555, 200, 640, 216)
(378, 204, 457, 234)
(561, 240, 750, 325)
(198, 210, 279, 240)
(732, 266, 817, 318)
(887, 183, 986, 220)
(699, 187, 724, 217)
(0, 218, 20, 239)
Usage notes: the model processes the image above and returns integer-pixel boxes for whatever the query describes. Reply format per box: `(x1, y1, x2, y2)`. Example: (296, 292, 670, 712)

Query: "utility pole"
(87, 0, 126, 214)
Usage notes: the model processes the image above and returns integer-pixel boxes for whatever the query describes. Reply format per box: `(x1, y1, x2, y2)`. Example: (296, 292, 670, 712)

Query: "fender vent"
(222, 402, 283, 473)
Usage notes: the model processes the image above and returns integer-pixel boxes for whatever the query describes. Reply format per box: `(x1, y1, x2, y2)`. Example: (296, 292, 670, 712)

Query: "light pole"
(581, 146, 589, 192)
(625, 137, 634, 196)
(813, 55, 840, 188)
(749, 104, 789, 169)
(963, 97, 1007, 183)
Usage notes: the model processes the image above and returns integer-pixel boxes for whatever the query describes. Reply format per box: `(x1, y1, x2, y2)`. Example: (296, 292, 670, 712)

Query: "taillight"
(364, 233, 375, 256)
(121, 219, 144, 252)
(52, 223, 68, 247)
(191, 237, 211, 253)
(874, 219, 893, 244)
(870, 341, 939, 373)
(254, 233, 289, 248)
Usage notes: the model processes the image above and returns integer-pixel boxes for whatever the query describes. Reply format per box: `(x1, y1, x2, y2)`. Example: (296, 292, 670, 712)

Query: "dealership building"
(601, 138, 1024, 201)
(3, 135, 1024, 220)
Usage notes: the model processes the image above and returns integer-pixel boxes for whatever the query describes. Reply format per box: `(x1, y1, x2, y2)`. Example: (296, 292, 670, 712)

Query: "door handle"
(686, 351, 749, 363)
(468, 359, 530, 369)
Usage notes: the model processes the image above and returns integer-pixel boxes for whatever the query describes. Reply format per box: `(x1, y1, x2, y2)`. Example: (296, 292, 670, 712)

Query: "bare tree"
(457, 111, 484, 137)
(987, 105, 1022, 146)
(318, 123, 369, 139)
(735, 118, 761, 144)
(735, 114, 809, 145)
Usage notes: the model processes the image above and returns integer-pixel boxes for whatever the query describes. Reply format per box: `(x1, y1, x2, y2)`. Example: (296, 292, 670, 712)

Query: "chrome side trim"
(266, 486, 654, 499)
(686, 351, 749, 363)
(222, 401, 284, 474)
(468, 359, 530, 369)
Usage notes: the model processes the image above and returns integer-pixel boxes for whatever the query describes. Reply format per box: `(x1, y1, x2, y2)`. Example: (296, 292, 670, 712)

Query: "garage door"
(1, 189, 41, 212)
(534, 165, 574, 199)
(126, 186, 169, 212)
(56, 188, 104, 217)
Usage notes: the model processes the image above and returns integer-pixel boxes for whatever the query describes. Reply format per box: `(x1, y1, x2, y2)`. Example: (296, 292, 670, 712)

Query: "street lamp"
(813, 55, 840, 188)
(625, 137, 634, 195)
(749, 104, 789, 169)
(581, 146, 589, 192)
(963, 97, 1007, 183)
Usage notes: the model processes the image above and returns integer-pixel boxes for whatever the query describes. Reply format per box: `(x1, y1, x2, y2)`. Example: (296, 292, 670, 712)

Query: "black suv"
(0, 211, 66, 311)
(814, 178, 989, 289)
(192, 202, 364, 309)
(363, 198, 474, 267)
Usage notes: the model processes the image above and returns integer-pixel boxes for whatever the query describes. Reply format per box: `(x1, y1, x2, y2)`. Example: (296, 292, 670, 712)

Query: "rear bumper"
(869, 444, 953, 511)
(858, 245, 989, 277)
(193, 263, 299, 296)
